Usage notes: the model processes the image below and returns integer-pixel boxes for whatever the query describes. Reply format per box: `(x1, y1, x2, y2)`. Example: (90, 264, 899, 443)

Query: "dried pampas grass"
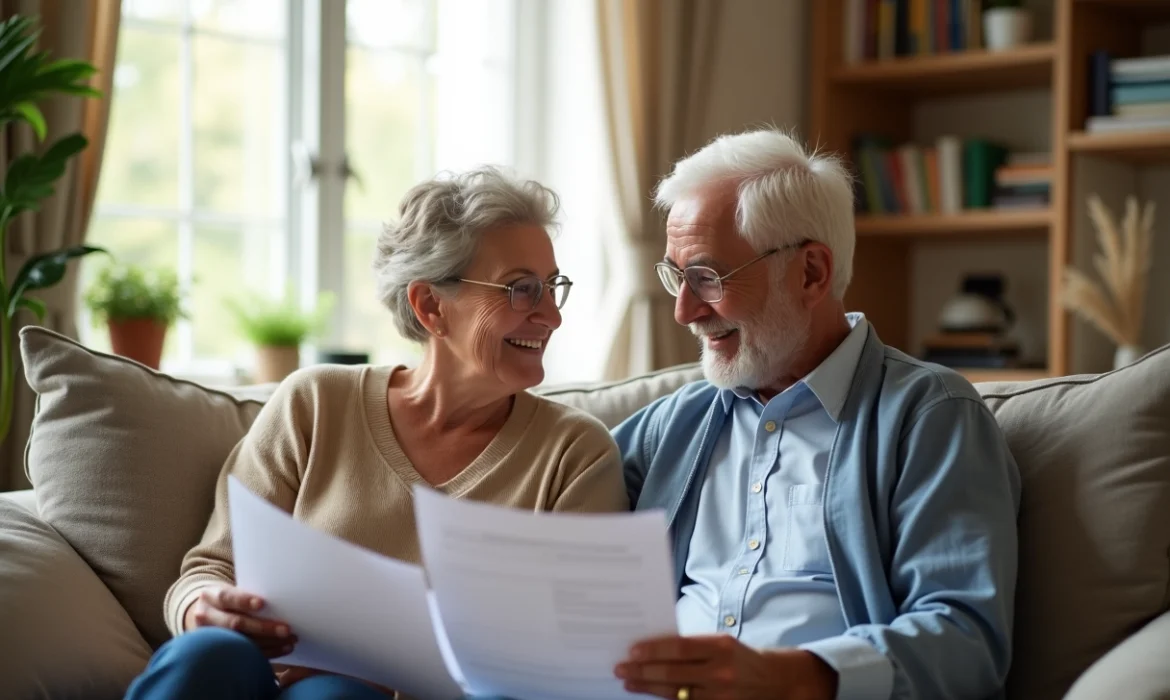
(1062, 194, 1155, 347)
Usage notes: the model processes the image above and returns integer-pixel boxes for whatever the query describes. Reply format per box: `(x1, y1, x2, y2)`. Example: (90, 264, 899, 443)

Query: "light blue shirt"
(676, 313, 869, 648)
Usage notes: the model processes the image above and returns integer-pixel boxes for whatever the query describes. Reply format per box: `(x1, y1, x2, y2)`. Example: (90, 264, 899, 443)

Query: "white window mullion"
(177, 1, 196, 368)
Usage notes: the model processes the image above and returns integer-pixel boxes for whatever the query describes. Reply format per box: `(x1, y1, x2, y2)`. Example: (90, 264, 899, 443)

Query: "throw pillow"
(0, 497, 152, 699)
(975, 347, 1170, 700)
(20, 326, 275, 649)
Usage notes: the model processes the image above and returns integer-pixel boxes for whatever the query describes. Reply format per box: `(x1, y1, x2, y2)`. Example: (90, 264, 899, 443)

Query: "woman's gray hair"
(373, 166, 561, 342)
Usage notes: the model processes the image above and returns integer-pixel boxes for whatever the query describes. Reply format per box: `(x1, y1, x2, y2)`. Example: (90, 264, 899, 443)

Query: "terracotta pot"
(107, 318, 168, 369)
(255, 345, 300, 383)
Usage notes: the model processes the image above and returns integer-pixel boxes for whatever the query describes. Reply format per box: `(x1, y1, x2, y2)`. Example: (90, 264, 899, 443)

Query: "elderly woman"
(125, 167, 627, 700)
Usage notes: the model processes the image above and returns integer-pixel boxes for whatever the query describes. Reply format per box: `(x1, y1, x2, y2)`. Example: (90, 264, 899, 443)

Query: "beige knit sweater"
(164, 363, 629, 636)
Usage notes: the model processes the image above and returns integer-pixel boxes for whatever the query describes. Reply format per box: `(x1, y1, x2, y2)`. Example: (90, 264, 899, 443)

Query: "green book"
(963, 139, 1009, 209)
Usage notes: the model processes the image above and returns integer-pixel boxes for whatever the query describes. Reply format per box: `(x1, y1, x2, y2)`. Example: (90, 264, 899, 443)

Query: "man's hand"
(614, 635, 838, 700)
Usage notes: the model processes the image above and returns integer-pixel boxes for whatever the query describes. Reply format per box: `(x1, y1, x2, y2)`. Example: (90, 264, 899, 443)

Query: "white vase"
(1113, 344, 1144, 370)
(983, 8, 1032, 51)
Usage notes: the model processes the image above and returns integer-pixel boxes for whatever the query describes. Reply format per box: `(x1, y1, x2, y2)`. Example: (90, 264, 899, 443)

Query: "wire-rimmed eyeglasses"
(454, 274, 573, 311)
(654, 241, 809, 303)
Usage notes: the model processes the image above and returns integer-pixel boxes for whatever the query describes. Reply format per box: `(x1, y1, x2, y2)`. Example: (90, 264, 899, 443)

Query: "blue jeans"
(124, 627, 391, 699)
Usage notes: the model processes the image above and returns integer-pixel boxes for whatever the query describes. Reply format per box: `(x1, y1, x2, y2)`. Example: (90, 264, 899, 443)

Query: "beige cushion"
(536, 363, 705, 428)
(974, 348, 1170, 700)
(0, 498, 151, 698)
(1063, 610, 1170, 700)
(20, 326, 276, 648)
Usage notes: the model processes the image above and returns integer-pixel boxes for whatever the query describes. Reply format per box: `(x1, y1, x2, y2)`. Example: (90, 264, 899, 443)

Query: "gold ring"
(677, 687, 690, 700)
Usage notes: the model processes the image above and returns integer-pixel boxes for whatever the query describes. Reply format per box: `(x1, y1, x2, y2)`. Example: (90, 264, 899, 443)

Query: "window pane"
(123, 0, 185, 23)
(192, 224, 277, 360)
(344, 48, 427, 225)
(79, 217, 181, 359)
(192, 0, 287, 39)
(342, 226, 422, 365)
(347, 0, 435, 51)
(95, 27, 180, 209)
(193, 36, 285, 217)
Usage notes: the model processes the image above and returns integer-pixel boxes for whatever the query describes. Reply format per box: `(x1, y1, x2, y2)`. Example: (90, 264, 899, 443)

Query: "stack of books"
(921, 331, 1020, 369)
(1087, 52, 1170, 133)
(852, 135, 1048, 215)
(842, 0, 984, 63)
(992, 154, 1051, 209)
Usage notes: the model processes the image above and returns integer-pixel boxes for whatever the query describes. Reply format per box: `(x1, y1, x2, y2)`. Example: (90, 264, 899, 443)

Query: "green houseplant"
(83, 263, 185, 369)
(0, 15, 107, 446)
(225, 290, 334, 383)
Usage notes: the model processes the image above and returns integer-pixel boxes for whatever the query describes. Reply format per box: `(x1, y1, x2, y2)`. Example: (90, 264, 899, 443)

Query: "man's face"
(663, 185, 810, 390)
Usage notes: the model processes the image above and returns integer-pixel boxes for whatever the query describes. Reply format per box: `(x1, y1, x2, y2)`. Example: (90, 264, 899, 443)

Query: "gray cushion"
(1063, 610, 1170, 700)
(974, 348, 1170, 700)
(536, 363, 705, 428)
(0, 498, 151, 698)
(20, 326, 276, 648)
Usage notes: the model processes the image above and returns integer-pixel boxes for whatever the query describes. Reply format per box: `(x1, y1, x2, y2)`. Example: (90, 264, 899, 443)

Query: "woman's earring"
(434, 327, 446, 338)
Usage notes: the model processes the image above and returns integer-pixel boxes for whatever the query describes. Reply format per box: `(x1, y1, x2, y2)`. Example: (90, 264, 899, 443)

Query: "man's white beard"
(692, 289, 810, 391)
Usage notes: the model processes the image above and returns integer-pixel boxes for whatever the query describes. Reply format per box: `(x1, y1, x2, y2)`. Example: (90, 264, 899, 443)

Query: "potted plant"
(225, 290, 334, 383)
(83, 263, 185, 369)
(0, 15, 107, 446)
(983, 0, 1031, 51)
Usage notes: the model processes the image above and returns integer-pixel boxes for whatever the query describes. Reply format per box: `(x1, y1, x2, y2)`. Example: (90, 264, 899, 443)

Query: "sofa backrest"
(15, 326, 1170, 700)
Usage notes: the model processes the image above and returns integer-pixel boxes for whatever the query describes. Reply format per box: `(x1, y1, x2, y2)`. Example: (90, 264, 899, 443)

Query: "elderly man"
(611, 129, 1021, 700)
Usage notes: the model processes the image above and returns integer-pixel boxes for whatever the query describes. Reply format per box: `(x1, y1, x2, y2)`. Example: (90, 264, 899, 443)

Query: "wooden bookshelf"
(961, 369, 1052, 384)
(855, 208, 1053, 237)
(1067, 129, 1170, 163)
(813, 0, 1170, 378)
(833, 43, 1056, 96)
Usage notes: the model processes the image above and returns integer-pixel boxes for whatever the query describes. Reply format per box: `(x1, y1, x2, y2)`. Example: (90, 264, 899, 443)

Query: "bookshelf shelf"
(855, 209, 1053, 237)
(832, 43, 1056, 96)
(961, 369, 1051, 384)
(1075, 0, 1170, 23)
(1067, 129, 1170, 163)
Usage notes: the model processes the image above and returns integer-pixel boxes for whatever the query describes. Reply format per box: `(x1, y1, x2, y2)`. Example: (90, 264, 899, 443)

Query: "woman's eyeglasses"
(454, 274, 573, 311)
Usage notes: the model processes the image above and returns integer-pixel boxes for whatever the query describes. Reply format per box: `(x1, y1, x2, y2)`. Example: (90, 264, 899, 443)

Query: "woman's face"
(440, 224, 564, 392)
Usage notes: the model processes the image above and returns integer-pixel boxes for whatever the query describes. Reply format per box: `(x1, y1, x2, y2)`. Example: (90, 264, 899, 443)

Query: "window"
(83, 0, 519, 377)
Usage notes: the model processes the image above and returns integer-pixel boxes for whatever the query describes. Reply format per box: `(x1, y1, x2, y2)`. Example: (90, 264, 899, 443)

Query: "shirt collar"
(718, 312, 870, 422)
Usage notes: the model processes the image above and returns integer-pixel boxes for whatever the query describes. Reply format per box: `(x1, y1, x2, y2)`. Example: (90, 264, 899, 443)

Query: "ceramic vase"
(1113, 344, 1144, 370)
(983, 8, 1031, 51)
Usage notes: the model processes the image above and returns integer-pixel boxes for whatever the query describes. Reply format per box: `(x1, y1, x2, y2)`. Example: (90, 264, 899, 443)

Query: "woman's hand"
(184, 584, 297, 658)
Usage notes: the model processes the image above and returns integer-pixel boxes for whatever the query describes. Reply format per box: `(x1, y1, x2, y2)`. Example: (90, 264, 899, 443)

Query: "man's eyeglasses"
(654, 241, 808, 303)
(454, 274, 573, 311)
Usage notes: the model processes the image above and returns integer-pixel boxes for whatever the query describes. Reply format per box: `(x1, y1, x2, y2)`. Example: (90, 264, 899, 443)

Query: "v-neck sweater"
(164, 363, 628, 636)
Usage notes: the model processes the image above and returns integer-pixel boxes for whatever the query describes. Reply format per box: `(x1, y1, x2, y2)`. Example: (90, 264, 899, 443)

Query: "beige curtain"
(0, 0, 120, 491)
(596, 0, 720, 380)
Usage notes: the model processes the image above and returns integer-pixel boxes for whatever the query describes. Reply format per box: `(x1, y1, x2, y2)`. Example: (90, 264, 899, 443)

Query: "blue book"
(1111, 82, 1170, 105)
(1090, 50, 1111, 116)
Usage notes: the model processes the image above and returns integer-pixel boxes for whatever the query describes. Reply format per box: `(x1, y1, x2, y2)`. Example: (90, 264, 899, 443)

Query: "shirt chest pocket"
(782, 484, 832, 573)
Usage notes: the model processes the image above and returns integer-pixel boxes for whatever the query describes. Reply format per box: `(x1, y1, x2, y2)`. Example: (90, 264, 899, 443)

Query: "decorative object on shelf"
(83, 263, 186, 370)
(940, 273, 1015, 334)
(1061, 194, 1154, 370)
(225, 290, 335, 383)
(0, 15, 107, 447)
(927, 273, 1020, 369)
(982, 0, 1031, 52)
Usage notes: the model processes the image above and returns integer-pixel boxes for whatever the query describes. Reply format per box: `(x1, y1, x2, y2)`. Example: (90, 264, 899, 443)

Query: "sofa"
(1, 325, 1168, 700)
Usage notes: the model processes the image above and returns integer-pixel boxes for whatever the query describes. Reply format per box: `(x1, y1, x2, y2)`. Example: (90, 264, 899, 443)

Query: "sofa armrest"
(1065, 610, 1170, 700)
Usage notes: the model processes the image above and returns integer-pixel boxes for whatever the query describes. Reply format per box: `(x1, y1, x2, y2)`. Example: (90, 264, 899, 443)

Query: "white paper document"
(228, 477, 465, 700)
(413, 486, 679, 700)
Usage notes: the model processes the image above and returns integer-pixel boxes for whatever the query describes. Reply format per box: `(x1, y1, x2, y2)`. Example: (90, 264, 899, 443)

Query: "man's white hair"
(654, 128, 856, 299)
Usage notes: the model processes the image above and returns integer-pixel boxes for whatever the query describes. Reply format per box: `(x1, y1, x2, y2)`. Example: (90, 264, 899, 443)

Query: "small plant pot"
(983, 7, 1031, 51)
(108, 317, 168, 370)
(255, 345, 300, 384)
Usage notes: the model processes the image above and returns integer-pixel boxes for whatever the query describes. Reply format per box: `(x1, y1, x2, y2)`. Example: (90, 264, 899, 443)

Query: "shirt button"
(764, 420, 777, 432)
(748, 539, 760, 550)
(724, 615, 737, 627)
(751, 482, 763, 493)
(738, 567, 750, 575)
